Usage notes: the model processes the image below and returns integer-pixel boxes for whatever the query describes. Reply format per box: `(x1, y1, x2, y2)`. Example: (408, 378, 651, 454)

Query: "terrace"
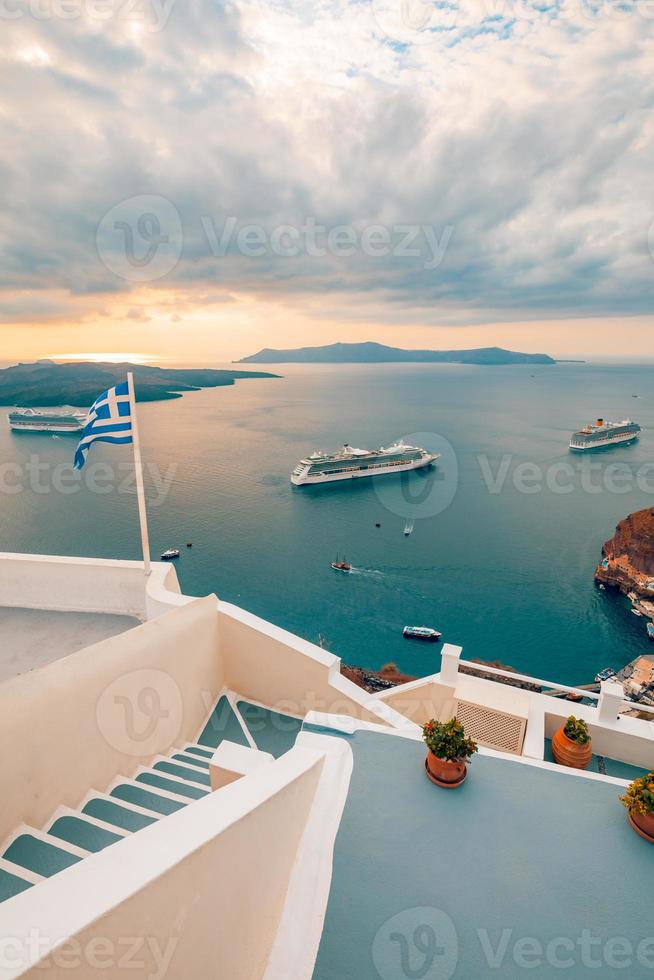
(0, 607, 139, 682)
(0, 551, 653, 978)
(312, 727, 654, 980)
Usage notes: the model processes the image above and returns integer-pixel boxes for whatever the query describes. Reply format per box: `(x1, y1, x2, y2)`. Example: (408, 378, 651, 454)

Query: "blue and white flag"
(74, 381, 133, 470)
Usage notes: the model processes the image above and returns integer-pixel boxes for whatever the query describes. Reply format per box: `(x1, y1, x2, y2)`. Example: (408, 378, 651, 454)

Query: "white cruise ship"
(291, 441, 438, 485)
(8, 407, 87, 433)
(569, 418, 641, 451)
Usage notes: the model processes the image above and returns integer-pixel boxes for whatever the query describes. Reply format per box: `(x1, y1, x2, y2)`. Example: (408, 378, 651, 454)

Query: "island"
(0, 360, 279, 408)
(237, 341, 556, 366)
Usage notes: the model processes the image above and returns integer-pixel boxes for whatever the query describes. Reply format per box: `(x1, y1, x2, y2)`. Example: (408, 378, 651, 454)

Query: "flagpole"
(127, 372, 151, 576)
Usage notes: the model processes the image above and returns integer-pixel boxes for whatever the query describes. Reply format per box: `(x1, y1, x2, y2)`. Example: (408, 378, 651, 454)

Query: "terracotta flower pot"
(629, 809, 654, 844)
(552, 726, 592, 769)
(425, 751, 467, 788)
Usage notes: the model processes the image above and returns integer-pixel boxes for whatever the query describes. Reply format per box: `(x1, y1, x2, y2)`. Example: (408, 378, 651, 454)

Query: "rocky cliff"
(595, 508, 654, 597)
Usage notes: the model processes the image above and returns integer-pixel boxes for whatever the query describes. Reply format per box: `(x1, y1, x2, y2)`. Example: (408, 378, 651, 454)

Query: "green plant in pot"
(423, 717, 477, 788)
(621, 773, 654, 843)
(552, 715, 592, 770)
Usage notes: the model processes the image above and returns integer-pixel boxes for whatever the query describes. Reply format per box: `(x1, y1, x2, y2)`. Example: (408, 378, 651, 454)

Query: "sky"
(1, 0, 653, 363)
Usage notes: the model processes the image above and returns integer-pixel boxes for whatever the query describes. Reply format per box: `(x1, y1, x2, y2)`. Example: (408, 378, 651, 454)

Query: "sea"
(1, 360, 653, 686)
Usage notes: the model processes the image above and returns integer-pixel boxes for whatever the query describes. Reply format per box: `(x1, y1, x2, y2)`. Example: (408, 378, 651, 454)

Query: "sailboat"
(403, 520, 414, 536)
(330, 554, 352, 572)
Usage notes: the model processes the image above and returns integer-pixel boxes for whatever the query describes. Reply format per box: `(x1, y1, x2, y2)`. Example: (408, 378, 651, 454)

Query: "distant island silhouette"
(237, 341, 557, 365)
(0, 360, 278, 408)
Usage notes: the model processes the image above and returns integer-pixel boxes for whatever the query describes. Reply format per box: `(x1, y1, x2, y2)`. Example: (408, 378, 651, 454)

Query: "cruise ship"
(569, 418, 641, 451)
(291, 441, 438, 485)
(8, 407, 87, 433)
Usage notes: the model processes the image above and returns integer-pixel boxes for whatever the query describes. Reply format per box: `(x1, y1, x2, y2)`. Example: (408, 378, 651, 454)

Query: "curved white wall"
(0, 553, 189, 621)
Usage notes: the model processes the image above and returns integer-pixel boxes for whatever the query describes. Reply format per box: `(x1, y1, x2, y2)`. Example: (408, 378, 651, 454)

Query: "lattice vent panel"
(454, 700, 526, 755)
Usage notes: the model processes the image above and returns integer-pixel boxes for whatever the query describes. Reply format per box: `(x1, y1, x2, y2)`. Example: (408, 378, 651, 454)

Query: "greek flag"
(74, 381, 133, 470)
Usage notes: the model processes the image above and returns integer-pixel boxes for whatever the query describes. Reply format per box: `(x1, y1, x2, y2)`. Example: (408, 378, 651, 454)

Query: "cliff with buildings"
(595, 508, 654, 598)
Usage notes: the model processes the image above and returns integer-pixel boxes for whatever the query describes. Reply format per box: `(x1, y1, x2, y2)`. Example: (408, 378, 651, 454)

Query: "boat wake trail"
(350, 567, 384, 577)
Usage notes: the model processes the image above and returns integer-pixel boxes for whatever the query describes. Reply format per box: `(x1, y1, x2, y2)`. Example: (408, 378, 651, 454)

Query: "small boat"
(627, 591, 638, 602)
(330, 557, 351, 572)
(631, 608, 643, 617)
(647, 623, 654, 641)
(403, 625, 442, 642)
(161, 549, 180, 560)
(599, 584, 606, 590)
(595, 667, 616, 683)
(403, 520, 414, 536)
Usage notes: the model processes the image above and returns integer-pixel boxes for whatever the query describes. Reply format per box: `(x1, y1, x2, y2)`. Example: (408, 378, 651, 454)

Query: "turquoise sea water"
(1, 361, 653, 685)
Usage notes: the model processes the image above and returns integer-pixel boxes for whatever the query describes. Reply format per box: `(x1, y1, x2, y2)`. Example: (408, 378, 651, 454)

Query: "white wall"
(1, 748, 325, 980)
(219, 602, 407, 727)
(378, 667, 654, 769)
(0, 596, 222, 840)
(0, 552, 188, 620)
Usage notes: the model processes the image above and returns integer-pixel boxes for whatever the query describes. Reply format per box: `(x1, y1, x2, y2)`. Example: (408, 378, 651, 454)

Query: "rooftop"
(1, 551, 653, 979)
(313, 729, 654, 980)
(0, 606, 140, 682)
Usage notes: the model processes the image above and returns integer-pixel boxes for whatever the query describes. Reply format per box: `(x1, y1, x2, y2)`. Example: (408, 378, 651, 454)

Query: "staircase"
(0, 694, 303, 905)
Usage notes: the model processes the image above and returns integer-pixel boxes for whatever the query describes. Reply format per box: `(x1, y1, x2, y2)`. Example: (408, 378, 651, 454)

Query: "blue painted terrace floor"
(313, 731, 654, 980)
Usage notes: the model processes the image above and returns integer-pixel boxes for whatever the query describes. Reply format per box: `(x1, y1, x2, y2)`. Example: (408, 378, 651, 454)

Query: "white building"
(0, 552, 652, 978)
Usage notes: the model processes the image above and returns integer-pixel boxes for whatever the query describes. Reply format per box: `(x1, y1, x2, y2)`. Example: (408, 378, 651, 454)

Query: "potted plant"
(423, 717, 477, 788)
(621, 773, 654, 843)
(552, 715, 592, 769)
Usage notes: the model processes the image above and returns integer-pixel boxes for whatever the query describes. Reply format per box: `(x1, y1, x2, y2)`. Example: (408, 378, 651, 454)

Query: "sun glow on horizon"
(45, 352, 156, 364)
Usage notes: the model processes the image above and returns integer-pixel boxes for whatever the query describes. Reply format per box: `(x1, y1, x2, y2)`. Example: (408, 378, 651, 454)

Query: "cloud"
(0, 0, 652, 332)
(124, 307, 152, 321)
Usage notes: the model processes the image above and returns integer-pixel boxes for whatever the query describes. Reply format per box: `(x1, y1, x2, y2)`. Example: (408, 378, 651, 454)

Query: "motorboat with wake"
(403, 625, 441, 642)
